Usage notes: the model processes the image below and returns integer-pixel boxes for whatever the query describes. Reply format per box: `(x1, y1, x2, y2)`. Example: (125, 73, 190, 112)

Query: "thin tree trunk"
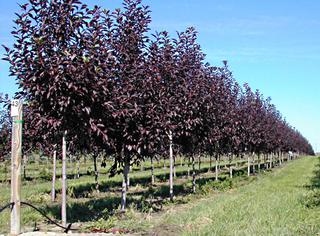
(279, 152, 282, 166)
(229, 155, 232, 178)
(187, 156, 190, 178)
(93, 155, 99, 192)
(173, 155, 176, 178)
(247, 154, 250, 177)
(77, 156, 80, 179)
(192, 154, 196, 193)
(270, 153, 273, 168)
(215, 154, 219, 181)
(169, 130, 174, 201)
(61, 131, 67, 227)
(258, 153, 261, 172)
(51, 150, 57, 202)
(251, 153, 255, 174)
(209, 155, 212, 172)
(151, 156, 155, 185)
(121, 159, 130, 212)
(126, 162, 130, 191)
(198, 155, 201, 171)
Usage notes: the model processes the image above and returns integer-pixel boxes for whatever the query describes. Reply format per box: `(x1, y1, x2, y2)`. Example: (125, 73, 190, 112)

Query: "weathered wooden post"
(10, 99, 23, 235)
(62, 131, 67, 227)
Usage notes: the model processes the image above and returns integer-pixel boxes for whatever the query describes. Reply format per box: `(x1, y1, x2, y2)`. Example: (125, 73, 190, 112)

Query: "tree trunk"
(278, 152, 282, 166)
(258, 153, 261, 172)
(23, 155, 27, 180)
(215, 154, 219, 181)
(247, 155, 250, 177)
(126, 162, 130, 191)
(77, 156, 80, 179)
(51, 150, 57, 202)
(198, 155, 201, 171)
(192, 154, 196, 193)
(187, 156, 190, 178)
(270, 154, 273, 168)
(169, 130, 174, 201)
(121, 159, 130, 212)
(151, 156, 155, 185)
(61, 131, 67, 227)
(229, 155, 232, 178)
(93, 155, 99, 192)
(252, 153, 255, 174)
(173, 155, 176, 178)
(209, 155, 212, 172)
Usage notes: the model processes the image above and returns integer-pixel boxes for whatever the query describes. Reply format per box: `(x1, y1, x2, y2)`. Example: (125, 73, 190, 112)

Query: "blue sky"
(0, 0, 319, 152)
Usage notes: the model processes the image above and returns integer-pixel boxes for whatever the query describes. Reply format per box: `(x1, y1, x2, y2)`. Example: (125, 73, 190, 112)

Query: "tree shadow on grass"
(42, 182, 191, 223)
(38, 161, 257, 224)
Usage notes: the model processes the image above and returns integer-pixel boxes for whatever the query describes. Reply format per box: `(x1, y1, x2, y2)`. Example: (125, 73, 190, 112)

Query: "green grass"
(0, 154, 302, 234)
(151, 156, 320, 236)
(0, 155, 250, 233)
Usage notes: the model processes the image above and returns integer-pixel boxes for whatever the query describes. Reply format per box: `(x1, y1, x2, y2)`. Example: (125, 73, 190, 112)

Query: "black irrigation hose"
(20, 201, 74, 233)
(0, 202, 13, 214)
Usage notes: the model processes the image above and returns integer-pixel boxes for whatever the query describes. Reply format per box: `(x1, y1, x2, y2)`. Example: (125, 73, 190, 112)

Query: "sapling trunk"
(215, 154, 219, 181)
(93, 155, 99, 192)
(120, 162, 128, 212)
(209, 155, 212, 172)
(198, 155, 201, 171)
(61, 131, 67, 227)
(247, 155, 250, 177)
(252, 152, 256, 174)
(229, 155, 232, 178)
(125, 161, 130, 191)
(187, 156, 190, 178)
(192, 154, 196, 193)
(151, 156, 155, 185)
(173, 155, 176, 178)
(258, 153, 261, 172)
(169, 130, 174, 201)
(23, 154, 27, 180)
(77, 156, 80, 179)
(51, 150, 56, 202)
(279, 152, 282, 166)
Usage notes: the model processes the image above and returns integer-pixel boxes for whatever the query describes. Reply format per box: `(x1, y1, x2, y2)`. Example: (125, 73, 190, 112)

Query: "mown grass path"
(150, 157, 320, 236)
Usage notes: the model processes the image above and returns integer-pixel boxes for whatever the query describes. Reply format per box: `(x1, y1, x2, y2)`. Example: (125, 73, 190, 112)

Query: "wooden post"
(10, 99, 23, 235)
(169, 130, 174, 201)
(61, 131, 67, 227)
(51, 149, 57, 202)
